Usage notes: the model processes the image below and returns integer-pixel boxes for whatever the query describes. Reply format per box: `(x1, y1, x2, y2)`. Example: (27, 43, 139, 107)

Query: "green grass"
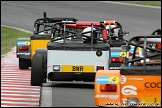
(1, 26, 31, 58)
(117, 1, 161, 7)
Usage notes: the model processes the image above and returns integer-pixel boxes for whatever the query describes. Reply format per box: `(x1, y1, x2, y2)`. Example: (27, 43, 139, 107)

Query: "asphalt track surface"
(1, 1, 161, 107)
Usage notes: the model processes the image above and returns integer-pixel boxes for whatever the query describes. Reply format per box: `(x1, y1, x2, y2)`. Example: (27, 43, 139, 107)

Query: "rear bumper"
(109, 63, 122, 70)
(48, 72, 95, 82)
(17, 54, 31, 59)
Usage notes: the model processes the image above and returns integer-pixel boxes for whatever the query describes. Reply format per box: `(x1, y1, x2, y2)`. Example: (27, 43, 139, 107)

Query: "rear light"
(111, 57, 123, 63)
(129, 52, 139, 56)
(157, 43, 161, 49)
(53, 65, 60, 71)
(19, 46, 29, 51)
(100, 84, 117, 92)
(136, 52, 139, 55)
(96, 66, 104, 71)
(129, 52, 133, 56)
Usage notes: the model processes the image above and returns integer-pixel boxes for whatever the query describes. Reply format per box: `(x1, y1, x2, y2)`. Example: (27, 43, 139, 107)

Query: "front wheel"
(31, 54, 44, 86)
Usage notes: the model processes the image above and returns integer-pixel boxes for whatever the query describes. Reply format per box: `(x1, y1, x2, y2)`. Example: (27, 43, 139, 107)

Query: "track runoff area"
(1, 47, 41, 107)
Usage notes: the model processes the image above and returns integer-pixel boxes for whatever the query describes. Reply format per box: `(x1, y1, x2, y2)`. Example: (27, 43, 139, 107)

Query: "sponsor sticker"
(17, 41, 25, 46)
(97, 76, 110, 84)
(120, 52, 126, 57)
(121, 75, 127, 84)
(137, 47, 142, 52)
(122, 85, 137, 95)
(97, 76, 119, 84)
(95, 94, 119, 99)
(111, 52, 120, 57)
(17, 41, 30, 46)
(129, 46, 135, 53)
(144, 82, 161, 88)
(109, 76, 120, 84)
(24, 41, 30, 45)
(127, 78, 143, 81)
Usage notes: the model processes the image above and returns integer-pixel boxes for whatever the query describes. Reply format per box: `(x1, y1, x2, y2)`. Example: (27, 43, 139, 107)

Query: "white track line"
(1, 97, 39, 101)
(1, 87, 40, 91)
(1, 25, 32, 33)
(1, 101, 39, 105)
(1, 93, 40, 96)
(97, 1, 161, 9)
(1, 80, 30, 82)
(1, 90, 40, 93)
(1, 105, 38, 107)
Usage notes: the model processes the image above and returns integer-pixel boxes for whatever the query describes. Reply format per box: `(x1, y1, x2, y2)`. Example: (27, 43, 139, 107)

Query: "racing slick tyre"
(19, 58, 30, 69)
(31, 54, 44, 86)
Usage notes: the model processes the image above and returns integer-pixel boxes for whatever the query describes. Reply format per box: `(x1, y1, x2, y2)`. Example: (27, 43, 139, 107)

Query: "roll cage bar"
(33, 12, 78, 34)
(50, 20, 128, 45)
(122, 35, 161, 67)
(50, 21, 104, 46)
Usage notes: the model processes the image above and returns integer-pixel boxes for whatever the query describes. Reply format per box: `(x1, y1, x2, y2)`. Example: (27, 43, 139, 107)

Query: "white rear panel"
(47, 50, 109, 73)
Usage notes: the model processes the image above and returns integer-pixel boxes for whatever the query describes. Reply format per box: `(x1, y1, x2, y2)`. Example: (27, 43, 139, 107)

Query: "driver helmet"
(106, 24, 120, 37)
(151, 29, 161, 35)
(39, 31, 49, 35)
(82, 27, 96, 41)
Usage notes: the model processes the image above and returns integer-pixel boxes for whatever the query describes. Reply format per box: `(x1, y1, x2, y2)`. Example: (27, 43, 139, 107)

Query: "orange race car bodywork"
(94, 34, 161, 107)
(94, 70, 161, 107)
